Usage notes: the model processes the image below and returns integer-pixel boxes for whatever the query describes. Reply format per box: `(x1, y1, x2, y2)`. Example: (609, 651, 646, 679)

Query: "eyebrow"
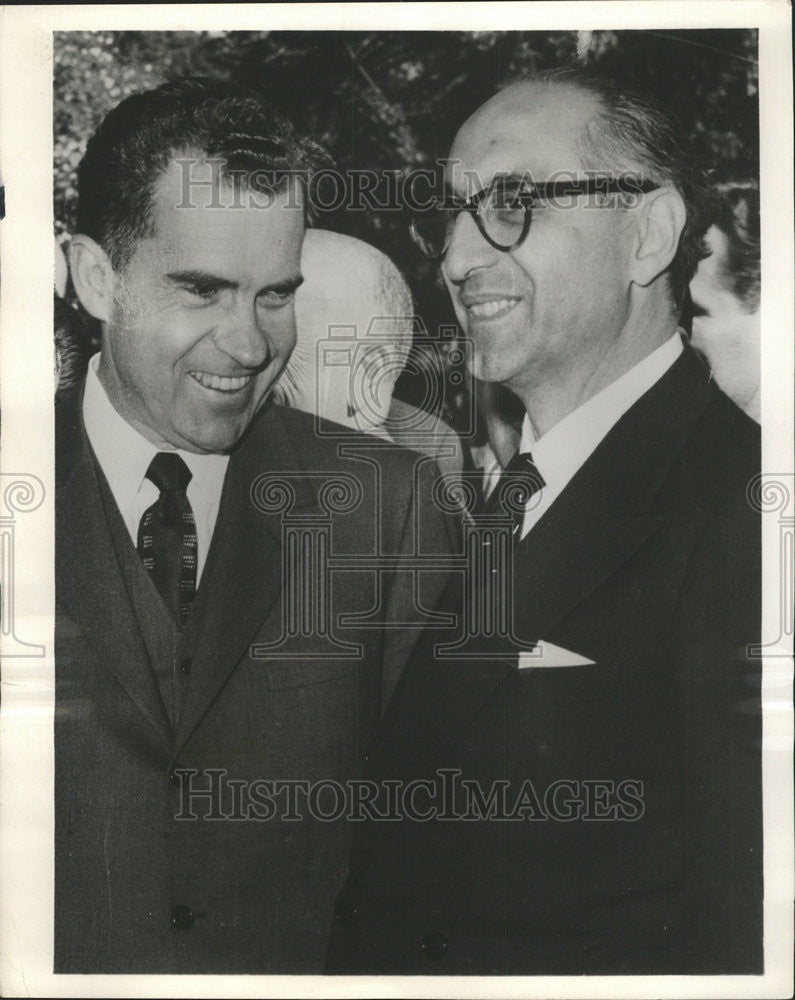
(164, 270, 304, 295)
(443, 173, 532, 200)
(165, 270, 238, 292)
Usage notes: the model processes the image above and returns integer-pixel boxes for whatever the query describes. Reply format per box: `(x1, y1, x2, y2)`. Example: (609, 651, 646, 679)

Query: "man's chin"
(173, 411, 260, 455)
(467, 353, 510, 385)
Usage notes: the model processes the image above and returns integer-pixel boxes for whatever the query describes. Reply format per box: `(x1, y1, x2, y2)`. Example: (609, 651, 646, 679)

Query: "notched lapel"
(55, 392, 173, 750)
(513, 347, 713, 640)
(173, 406, 316, 755)
(514, 507, 665, 642)
(377, 348, 714, 766)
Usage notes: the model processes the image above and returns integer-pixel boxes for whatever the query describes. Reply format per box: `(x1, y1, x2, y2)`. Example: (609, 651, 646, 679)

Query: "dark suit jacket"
(327, 347, 763, 975)
(54, 385, 458, 974)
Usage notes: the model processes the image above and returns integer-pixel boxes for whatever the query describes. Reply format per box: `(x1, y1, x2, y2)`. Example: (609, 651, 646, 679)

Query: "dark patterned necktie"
(137, 452, 197, 623)
(480, 450, 546, 535)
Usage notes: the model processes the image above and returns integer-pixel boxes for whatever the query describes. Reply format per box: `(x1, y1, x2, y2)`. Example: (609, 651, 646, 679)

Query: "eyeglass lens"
(411, 179, 530, 258)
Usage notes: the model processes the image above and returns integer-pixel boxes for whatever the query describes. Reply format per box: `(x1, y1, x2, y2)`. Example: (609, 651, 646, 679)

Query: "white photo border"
(1, 3, 792, 998)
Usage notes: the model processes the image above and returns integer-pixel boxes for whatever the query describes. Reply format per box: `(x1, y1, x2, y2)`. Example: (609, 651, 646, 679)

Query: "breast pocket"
(521, 661, 613, 709)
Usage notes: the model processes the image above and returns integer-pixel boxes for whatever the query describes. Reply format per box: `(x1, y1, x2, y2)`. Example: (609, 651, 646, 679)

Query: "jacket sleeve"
(380, 453, 463, 713)
(674, 496, 763, 973)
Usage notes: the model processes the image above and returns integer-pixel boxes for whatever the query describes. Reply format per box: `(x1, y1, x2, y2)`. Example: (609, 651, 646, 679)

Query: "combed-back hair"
(76, 76, 330, 272)
(711, 180, 760, 313)
(521, 67, 713, 309)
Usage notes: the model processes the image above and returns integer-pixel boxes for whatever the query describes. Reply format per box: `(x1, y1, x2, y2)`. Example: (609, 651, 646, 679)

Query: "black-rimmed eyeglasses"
(408, 175, 658, 260)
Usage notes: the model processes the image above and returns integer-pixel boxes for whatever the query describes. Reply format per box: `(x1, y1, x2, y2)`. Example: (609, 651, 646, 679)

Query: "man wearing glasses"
(328, 69, 762, 975)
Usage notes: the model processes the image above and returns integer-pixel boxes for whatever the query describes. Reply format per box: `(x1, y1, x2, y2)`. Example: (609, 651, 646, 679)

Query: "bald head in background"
(274, 229, 414, 435)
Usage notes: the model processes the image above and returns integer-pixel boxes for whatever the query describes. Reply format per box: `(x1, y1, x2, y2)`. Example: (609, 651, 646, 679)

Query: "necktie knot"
(480, 450, 545, 530)
(146, 452, 192, 495)
(500, 451, 545, 507)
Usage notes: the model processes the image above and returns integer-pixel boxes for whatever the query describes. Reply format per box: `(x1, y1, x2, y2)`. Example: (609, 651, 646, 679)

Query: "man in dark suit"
(327, 68, 763, 975)
(55, 77, 456, 973)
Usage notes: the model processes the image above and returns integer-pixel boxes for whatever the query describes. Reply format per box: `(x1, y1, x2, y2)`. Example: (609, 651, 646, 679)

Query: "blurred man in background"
(689, 180, 760, 421)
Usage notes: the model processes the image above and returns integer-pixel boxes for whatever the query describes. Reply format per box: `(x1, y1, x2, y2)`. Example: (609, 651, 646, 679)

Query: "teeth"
(468, 298, 518, 318)
(190, 371, 253, 392)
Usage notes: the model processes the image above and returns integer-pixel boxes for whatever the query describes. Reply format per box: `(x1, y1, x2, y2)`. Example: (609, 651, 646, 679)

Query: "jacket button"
(420, 930, 448, 960)
(171, 905, 194, 929)
(180, 657, 191, 675)
(333, 899, 358, 927)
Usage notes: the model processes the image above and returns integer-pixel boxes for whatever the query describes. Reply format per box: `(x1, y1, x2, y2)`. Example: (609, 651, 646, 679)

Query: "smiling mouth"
(189, 371, 254, 392)
(466, 298, 521, 320)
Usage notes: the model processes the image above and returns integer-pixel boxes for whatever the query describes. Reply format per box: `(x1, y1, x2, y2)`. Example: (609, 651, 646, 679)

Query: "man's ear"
(629, 187, 687, 288)
(68, 234, 115, 322)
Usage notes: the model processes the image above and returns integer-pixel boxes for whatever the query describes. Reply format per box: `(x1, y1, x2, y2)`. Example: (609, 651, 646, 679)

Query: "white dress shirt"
(470, 441, 503, 501)
(515, 332, 684, 539)
(82, 353, 229, 582)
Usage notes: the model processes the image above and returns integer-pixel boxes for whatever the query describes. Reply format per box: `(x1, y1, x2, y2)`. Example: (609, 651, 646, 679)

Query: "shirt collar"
(520, 331, 684, 495)
(82, 353, 229, 497)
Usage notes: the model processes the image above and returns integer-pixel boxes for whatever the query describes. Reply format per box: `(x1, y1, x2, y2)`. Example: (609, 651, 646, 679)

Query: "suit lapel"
(374, 347, 715, 769)
(512, 501, 664, 647)
(172, 404, 315, 758)
(56, 388, 173, 751)
(513, 346, 713, 640)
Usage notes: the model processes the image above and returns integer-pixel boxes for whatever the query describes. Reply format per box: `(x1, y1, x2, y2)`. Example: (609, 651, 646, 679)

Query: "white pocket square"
(518, 642, 596, 669)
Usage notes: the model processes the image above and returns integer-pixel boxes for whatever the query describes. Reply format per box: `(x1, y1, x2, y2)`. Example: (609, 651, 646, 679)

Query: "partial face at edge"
(689, 225, 760, 416)
(98, 160, 305, 454)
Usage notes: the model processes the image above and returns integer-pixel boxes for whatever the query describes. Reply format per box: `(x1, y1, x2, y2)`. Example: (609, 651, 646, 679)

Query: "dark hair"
(524, 67, 713, 309)
(55, 296, 93, 397)
(76, 76, 328, 272)
(710, 180, 760, 312)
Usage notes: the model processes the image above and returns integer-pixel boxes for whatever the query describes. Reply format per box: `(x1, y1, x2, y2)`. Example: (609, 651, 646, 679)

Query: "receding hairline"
(454, 78, 603, 154)
(452, 75, 672, 188)
(153, 150, 306, 205)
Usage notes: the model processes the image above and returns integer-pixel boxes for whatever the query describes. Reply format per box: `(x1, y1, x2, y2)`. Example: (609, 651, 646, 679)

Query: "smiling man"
(55, 78, 457, 974)
(83, 160, 304, 454)
(328, 69, 763, 975)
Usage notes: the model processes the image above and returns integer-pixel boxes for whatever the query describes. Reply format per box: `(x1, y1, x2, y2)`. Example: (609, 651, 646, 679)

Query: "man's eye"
(257, 289, 295, 308)
(181, 284, 220, 303)
(690, 303, 708, 319)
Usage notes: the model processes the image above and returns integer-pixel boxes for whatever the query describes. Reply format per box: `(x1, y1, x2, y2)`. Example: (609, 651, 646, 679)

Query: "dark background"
(54, 29, 759, 433)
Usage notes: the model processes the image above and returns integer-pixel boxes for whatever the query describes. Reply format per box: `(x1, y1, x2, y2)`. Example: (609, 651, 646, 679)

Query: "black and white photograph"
(0, 3, 792, 997)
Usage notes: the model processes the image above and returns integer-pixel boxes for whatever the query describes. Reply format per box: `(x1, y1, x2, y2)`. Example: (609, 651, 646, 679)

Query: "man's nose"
(442, 210, 499, 284)
(214, 301, 271, 369)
